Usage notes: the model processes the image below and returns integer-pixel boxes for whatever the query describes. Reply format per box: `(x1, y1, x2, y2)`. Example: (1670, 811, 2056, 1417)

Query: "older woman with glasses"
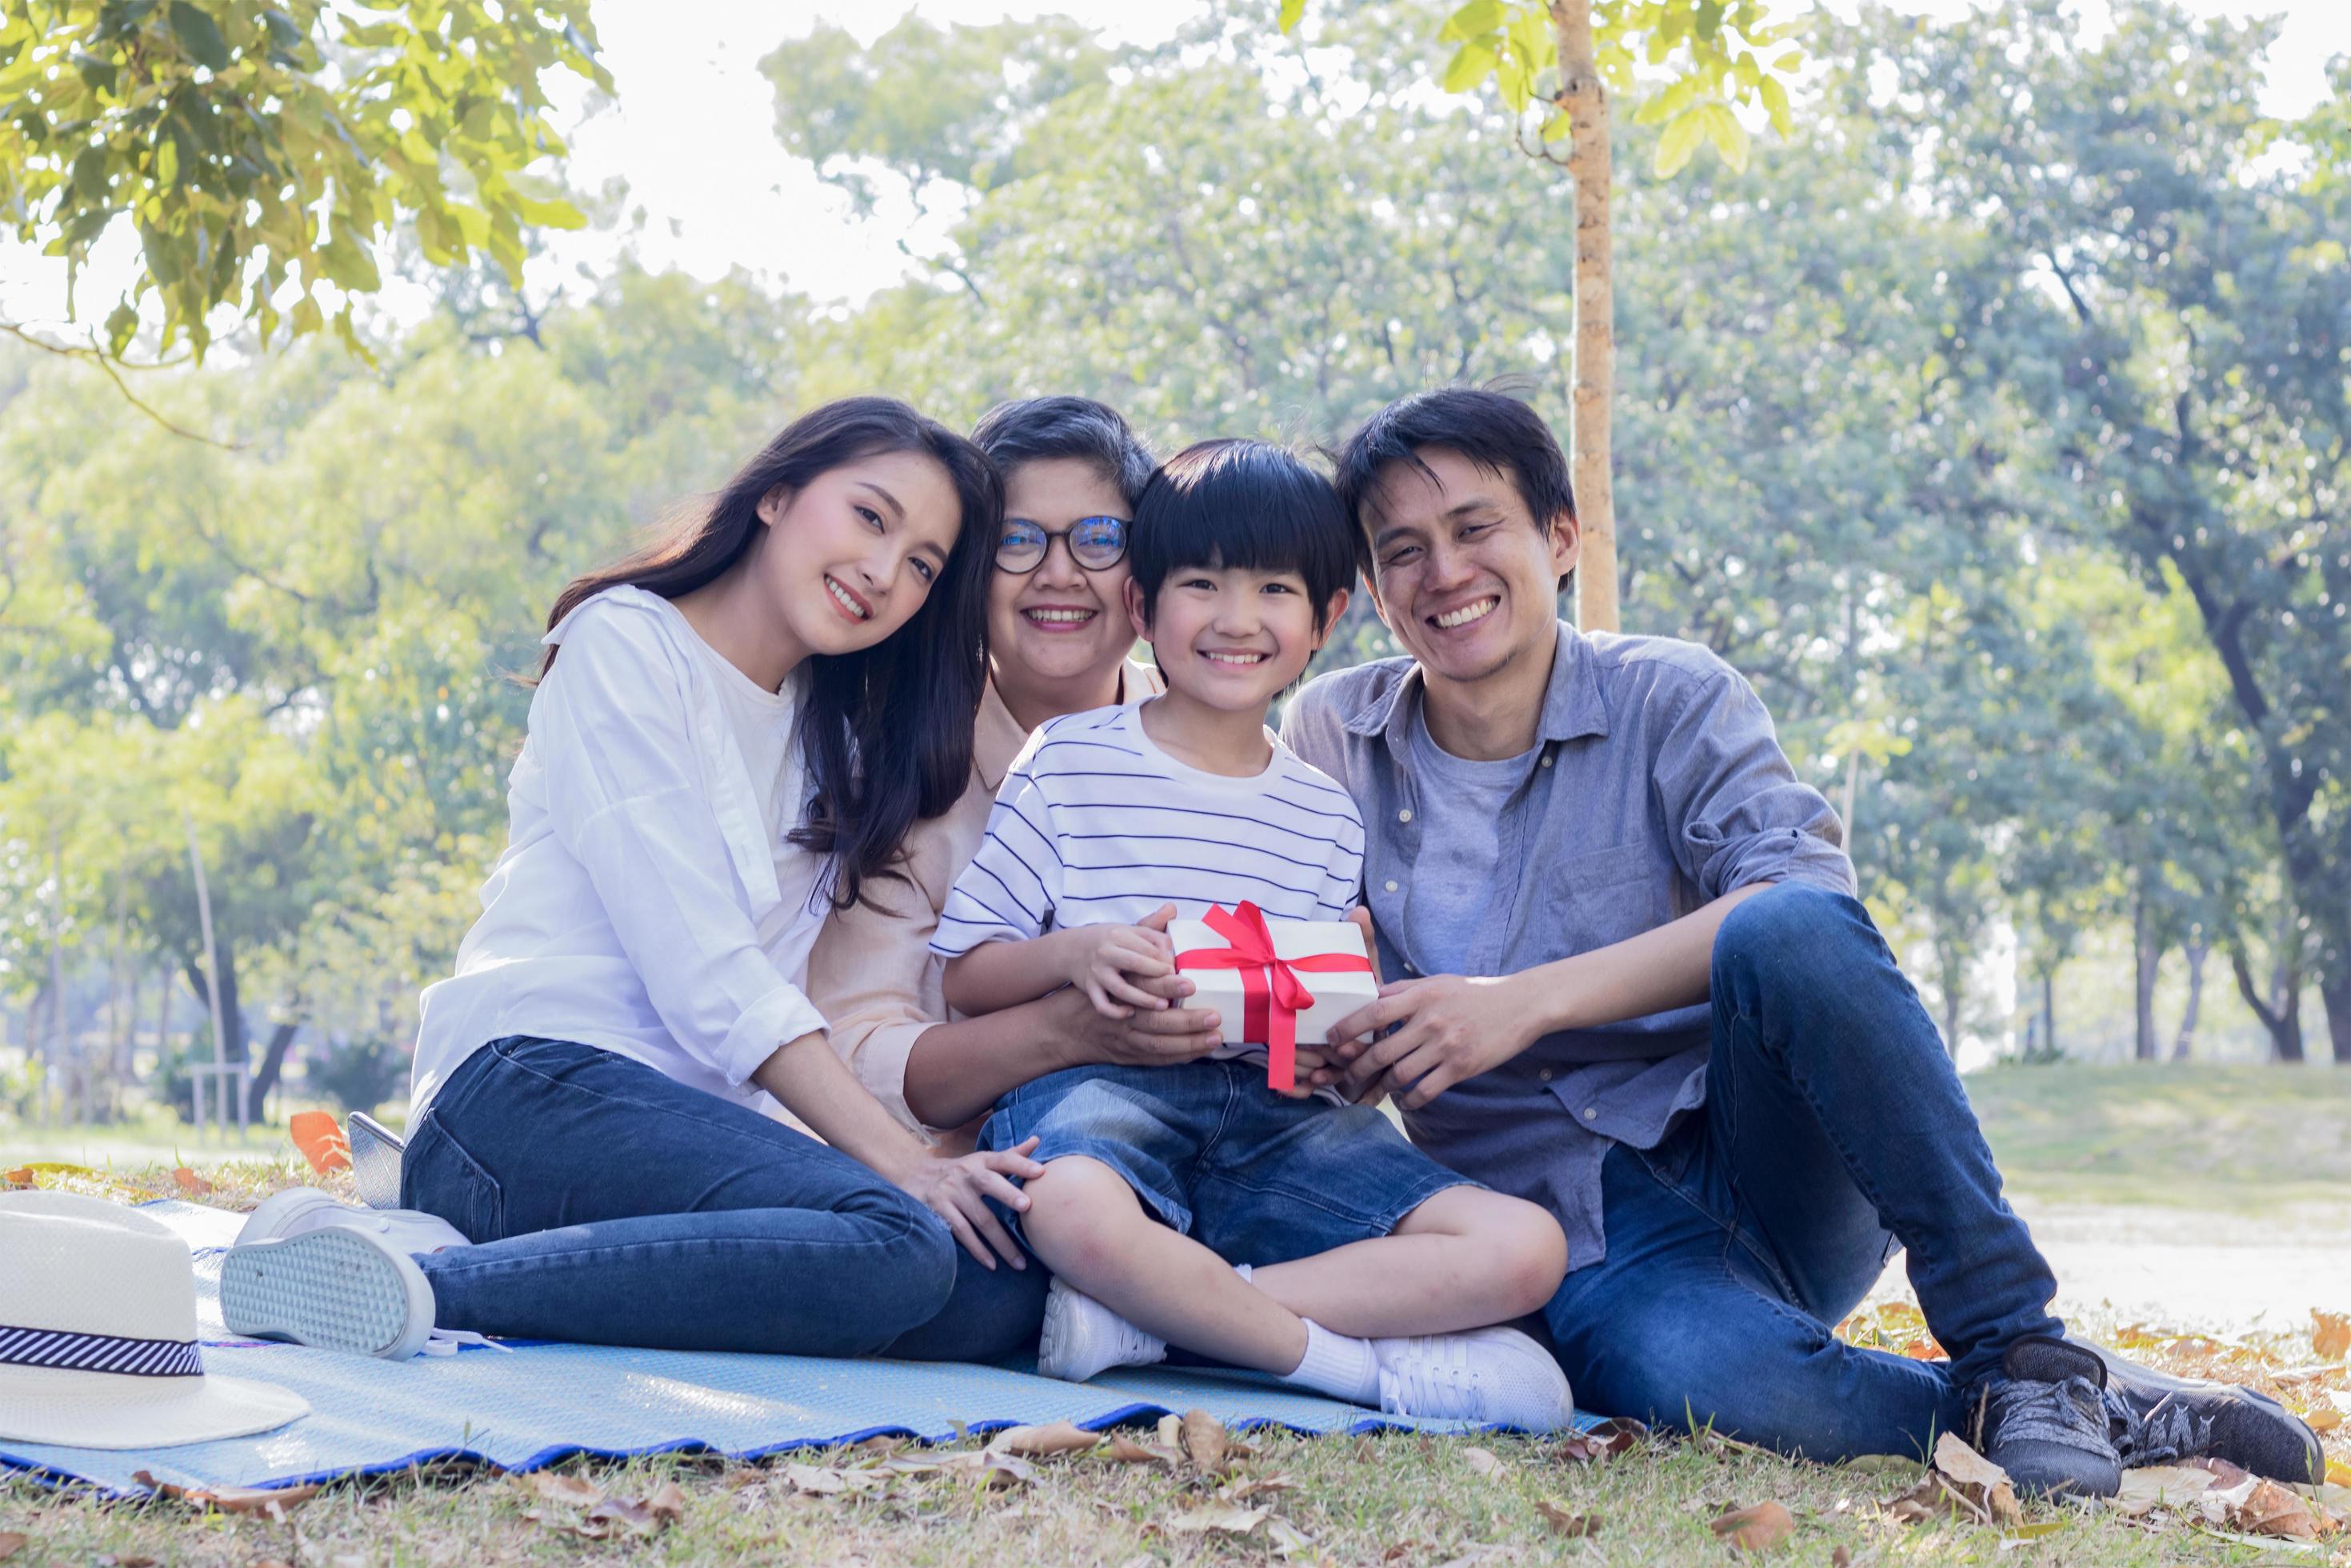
(802, 397, 1234, 1357)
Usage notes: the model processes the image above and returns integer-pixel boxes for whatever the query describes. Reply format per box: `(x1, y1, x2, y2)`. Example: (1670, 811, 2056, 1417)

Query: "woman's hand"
(892, 1135, 1047, 1270)
(1058, 908, 1179, 1018)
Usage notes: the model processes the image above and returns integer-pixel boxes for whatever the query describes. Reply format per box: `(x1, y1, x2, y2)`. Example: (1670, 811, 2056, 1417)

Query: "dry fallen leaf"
(169, 1166, 214, 1196)
(2330, 1458, 2351, 1488)
(0, 1536, 25, 1562)
(1157, 1413, 1183, 1447)
(935, 1448, 1036, 1488)
(1709, 1501, 1796, 1552)
(2306, 1404, 2342, 1435)
(2, 1168, 31, 1189)
(1106, 1434, 1181, 1466)
(288, 1109, 353, 1174)
(2109, 1463, 2218, 1518)
(2233, 1478, 2323, 1541)
(2315, 1310, 2351, 1362)
(991, 1420, 1102, 1458)
(1181, 1409, 1233, 1475)
(1829, 1549, 1851, 1568)
(519, 1472, 603, 1508)
(1218, 1474, 1297, 1503)
(1556, 1417, 1646, 1465)
(1933, 1431, 2023, 1526)
(1162, 1505, 1270, 1537)
(645, 1481, 689, 1523)
(132, 1471, 318, 1517)
(1461, 1446, 1505, 1478)
(1534, 1498, 1599, 1537)
(782, 1464, 848, 1495)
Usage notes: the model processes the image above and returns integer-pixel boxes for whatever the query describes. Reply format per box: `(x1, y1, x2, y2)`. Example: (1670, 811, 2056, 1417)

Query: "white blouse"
(410, 586, 834, 1122)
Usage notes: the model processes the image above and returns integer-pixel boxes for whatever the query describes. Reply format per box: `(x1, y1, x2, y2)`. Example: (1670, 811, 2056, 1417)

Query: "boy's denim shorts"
(979, 1060, 1480, 1266)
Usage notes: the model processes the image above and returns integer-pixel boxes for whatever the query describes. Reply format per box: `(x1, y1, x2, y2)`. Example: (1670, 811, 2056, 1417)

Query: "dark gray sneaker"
(1967, 1336, 2123, 1498)
(2079, 1341, 2324, 1484)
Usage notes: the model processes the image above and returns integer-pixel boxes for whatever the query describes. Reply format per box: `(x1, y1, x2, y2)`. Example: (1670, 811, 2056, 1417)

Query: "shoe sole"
(220, 1229, 434, 1360)
(1036, 1282, 1083, 1381)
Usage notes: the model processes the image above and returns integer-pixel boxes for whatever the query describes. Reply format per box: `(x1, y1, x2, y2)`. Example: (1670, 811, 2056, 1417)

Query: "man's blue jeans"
(1541, 884, 2063, 1461)
(399, 1036, 1048, 1362)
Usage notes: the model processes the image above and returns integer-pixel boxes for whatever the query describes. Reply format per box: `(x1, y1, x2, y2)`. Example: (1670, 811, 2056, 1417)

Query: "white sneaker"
(237, 1186, 470, 1254)
(219, 1226, 436, 1360)
(1036, 1278, 1166, 1382)
(1373, 1326, 1576, 1432)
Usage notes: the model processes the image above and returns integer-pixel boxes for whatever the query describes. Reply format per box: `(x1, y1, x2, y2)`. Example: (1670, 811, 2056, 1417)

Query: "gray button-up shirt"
(1281, 622, 1855, 1270)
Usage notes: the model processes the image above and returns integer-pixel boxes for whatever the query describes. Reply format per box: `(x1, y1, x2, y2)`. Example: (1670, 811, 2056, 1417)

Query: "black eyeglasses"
(996, 515, 1130, 574)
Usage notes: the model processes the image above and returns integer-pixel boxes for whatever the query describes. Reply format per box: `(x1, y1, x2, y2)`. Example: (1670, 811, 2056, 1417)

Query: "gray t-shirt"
(1405, 711, 1539, 977)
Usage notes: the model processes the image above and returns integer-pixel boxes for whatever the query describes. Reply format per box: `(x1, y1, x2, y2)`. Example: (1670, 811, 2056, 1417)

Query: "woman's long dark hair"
(542, 396, 1000, 910)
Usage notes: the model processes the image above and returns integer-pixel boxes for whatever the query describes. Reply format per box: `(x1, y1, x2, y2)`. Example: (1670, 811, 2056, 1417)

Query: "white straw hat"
(0, 1191, 309, 1450)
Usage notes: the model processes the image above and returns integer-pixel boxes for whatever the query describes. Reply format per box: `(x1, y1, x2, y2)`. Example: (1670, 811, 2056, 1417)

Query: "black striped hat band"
(0, 1322, 203, 1378)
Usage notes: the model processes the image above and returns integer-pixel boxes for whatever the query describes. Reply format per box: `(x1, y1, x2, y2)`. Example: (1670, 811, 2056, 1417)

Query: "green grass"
(2, 1420, 2334, 1566)
(1964, 1061, 2351, 1212)
(5, 1066, 2349, 1564)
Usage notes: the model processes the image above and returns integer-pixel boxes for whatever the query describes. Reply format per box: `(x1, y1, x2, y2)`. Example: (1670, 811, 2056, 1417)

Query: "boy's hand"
(1062, 905, 1179, 1018)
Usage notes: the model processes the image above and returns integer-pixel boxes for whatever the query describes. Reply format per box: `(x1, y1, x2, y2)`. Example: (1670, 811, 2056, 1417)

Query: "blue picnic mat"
(2, 1200, 1517, 1497)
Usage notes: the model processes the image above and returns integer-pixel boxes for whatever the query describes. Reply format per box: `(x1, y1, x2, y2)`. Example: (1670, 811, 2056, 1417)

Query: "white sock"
(1284, 1318, 1381, 1406)
(1233, 1262, 1253, 1284)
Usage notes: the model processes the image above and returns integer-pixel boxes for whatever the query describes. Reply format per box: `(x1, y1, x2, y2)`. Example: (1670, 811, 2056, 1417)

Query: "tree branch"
(0, 322, 240, 450)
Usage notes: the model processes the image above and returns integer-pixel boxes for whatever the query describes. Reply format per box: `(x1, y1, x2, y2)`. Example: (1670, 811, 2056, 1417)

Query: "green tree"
(1871, 0, 2351, 1061)
(0, 0, 606, 368)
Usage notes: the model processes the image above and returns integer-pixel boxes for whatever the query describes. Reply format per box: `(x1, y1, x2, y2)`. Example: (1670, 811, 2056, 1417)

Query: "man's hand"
(1048, 979, 1225, 1069)
(1321, 972, 1541, 1110)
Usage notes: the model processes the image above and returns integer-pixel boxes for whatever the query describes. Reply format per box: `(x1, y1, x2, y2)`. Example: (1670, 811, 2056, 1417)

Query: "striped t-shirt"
(931, 702, 1366, 958)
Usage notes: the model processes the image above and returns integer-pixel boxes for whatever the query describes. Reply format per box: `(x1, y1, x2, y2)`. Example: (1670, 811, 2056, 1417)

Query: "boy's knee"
(1493, 1198, 1570, 1314)
(1018, 1156, 1142, 1280)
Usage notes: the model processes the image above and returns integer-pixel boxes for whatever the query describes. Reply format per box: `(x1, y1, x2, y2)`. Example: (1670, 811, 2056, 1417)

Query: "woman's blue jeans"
(399, 1036, 1047, 1361)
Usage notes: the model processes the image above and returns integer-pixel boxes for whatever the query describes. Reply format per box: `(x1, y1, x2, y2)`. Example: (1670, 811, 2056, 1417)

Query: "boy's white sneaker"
(1373, 1326, 1576, 1432)
(236, 1186, 471, 1254)
(220, 1226, 437, 1361)
(1036, 1278, 1166, 1382)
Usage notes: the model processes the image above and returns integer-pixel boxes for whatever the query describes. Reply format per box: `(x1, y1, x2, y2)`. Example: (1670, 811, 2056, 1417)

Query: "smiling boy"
(928, 439, 1576, 1429)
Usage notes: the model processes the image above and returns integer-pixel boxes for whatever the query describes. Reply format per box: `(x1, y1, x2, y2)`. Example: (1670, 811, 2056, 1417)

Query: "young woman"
(217, 397, 1049, 1362)
(806, 397, 1227, 1154)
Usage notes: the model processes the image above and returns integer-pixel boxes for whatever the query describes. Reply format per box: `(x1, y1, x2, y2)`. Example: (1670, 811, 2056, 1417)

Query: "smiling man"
(1281, 386, 2321, 1495)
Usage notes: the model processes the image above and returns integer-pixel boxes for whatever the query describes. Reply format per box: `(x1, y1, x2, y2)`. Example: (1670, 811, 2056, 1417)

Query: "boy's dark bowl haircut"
(1333, 386, 1576, 538)
(1130, 439, 1361, 629)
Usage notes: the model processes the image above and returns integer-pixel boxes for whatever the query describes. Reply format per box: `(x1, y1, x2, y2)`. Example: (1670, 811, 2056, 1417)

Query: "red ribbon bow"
(1172, 902, 1373, 1091)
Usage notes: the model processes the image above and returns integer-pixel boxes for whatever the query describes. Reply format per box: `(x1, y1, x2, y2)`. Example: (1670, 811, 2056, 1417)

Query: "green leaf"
(1700, 100, 1750, 172)
(169, 2, 230, 71)
(1759, 74, 1791, 138)
(104, 301, 139, 356)
(155, 133, 181, 187)
(1653, 104, 1707, 178)
(1277, 0, 1306, 34)
(1442, 40, 1497, 93)
(1439, 0, 1507, 43)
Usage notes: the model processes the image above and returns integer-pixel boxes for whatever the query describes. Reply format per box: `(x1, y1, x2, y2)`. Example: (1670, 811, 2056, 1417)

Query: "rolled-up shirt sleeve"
(1653, 668, 1856, 900)
(534, 610, 829, 1087)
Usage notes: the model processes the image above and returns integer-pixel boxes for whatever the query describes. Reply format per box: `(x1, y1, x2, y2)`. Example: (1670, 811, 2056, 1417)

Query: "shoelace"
(1979, 1374, 2110, 1456)
(1382, 1342, 1488, 1421)
(421, 1328, 510, 1358)
(2106, 1390, 2212, 1468)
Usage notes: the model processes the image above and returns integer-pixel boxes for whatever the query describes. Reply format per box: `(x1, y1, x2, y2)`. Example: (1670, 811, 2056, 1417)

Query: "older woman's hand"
(1047, 978, 1224, 1069)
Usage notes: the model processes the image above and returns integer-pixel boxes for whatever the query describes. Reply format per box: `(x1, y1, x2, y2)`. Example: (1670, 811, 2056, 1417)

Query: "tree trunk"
(1549, 0, 1617, 632)
(2229, 945, 2303, 1062)
(2132, 890, 2161, 1062)
(2041, 969, 2057, 1058)
(2324, 966, 2351, 1066)
(2171, 938, 2207, 1061)
(246, 1020, 299, 1122)
(182, 939, 248, 1070)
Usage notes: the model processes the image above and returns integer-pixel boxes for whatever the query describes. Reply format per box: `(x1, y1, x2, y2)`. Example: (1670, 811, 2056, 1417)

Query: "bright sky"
(1, 0, 2344, 334)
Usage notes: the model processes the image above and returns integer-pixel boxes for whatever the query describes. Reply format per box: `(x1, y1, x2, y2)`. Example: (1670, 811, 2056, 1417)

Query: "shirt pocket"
(1536, 841, 1670, 955)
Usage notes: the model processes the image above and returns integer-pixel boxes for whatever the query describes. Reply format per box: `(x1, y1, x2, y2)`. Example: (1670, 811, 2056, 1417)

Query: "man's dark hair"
(1129, 439, 1361, 630)
(970, 395, 1157, 510)
(1332, 386, 1577, 537)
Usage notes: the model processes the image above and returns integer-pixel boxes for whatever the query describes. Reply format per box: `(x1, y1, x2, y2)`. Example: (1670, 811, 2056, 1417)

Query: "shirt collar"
(977, 658, 1162, 791)
(1344, 621, 1610, 750)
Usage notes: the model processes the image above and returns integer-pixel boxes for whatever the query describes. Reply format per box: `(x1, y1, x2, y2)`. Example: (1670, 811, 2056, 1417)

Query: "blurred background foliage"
(2, 0, 2346, 1136)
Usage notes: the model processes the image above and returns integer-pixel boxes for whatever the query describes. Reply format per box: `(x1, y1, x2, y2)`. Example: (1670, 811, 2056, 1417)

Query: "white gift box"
(1168, 910, 1379, 1050)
